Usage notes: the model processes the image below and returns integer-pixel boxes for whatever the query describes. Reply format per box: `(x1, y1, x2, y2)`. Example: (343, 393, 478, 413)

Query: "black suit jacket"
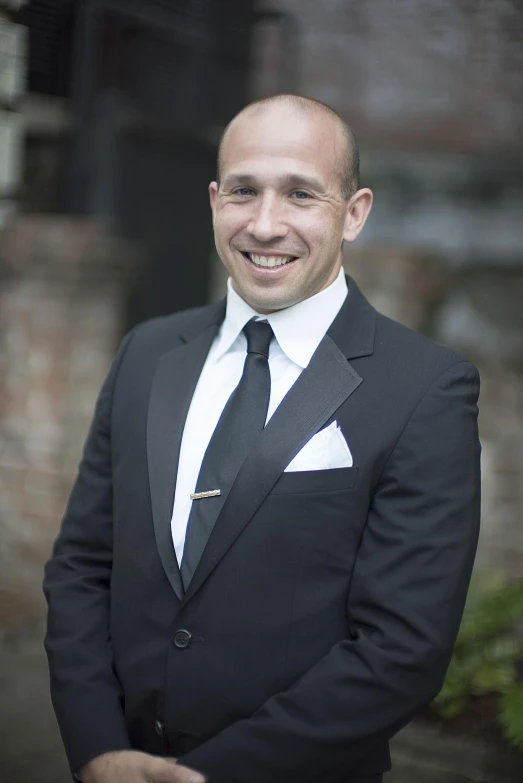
(43, 278, 481, 783)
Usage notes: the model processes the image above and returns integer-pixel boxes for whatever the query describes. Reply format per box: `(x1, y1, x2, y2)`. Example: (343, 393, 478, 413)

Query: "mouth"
(241, 252, 298, 269)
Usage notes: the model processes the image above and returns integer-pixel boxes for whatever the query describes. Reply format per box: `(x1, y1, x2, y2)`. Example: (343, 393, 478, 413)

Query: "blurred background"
(0, 1, 522, 781)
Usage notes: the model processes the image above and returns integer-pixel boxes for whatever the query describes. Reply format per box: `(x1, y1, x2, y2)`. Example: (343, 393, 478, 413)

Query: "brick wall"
(254, 0, 523, 153)
(0, 216, 139, 640)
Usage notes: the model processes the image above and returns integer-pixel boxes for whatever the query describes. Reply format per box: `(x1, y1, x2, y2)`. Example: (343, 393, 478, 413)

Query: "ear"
(342, 188, 373, 244)
(209, 181, 218, 219)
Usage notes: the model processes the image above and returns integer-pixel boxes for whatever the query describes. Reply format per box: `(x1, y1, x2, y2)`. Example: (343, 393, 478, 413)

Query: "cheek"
(296, 216, 334, 252)
(312, 214, 344, 249)
(215, 209, 246, 246)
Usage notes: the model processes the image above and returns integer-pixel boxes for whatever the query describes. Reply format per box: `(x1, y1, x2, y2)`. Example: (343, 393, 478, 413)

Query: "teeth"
(249, 254, 293, 267)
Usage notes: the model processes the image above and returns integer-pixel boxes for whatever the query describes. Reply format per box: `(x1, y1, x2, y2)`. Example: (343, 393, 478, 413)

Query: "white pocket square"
(284, 421, 353, 472)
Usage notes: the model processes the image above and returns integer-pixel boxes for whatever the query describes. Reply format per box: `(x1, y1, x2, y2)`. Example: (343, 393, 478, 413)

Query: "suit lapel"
(147, 302, 225, 600)
(182, 332, 364, 604)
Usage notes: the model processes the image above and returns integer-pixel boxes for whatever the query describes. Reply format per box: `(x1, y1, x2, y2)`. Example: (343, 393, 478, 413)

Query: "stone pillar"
(435, 269, 523, 579)
(343, 244, 449, 333)
(0, 216, 140, 639)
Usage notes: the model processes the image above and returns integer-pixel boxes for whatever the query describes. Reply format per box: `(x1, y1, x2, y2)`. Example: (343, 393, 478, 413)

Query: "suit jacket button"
(155, 719, 165, 738)
(173, 629, 192, 649)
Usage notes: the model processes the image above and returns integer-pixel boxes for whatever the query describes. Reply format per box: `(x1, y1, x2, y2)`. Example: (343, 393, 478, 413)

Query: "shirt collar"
(214, 267, 348, 369)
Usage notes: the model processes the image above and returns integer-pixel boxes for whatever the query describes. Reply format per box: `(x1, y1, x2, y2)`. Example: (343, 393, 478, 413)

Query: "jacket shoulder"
(123, 302, 223, 357)
(135, 303, 215, 338)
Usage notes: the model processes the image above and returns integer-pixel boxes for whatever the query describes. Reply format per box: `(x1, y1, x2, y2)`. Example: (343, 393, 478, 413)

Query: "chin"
(253, 295, 295, 314)
(236, 278, 297, 312)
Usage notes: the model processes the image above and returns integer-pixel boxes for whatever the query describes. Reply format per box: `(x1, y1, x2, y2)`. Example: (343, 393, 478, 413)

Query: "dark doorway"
(64, 0, 257, 327)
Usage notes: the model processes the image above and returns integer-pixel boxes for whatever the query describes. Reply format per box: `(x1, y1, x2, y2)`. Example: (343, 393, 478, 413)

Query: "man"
(43, 94, 481, 783)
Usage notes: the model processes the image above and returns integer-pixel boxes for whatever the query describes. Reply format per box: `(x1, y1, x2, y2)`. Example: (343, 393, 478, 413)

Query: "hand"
(79, 750, 206, 783)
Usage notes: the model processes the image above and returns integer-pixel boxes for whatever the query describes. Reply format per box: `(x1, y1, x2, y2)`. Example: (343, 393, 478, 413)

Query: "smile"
(242, 252, 297, 268)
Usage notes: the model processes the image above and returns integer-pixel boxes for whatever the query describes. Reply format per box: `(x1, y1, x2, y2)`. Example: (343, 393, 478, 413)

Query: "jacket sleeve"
(181, 360, 481, 783)
(43, 330, 136, 775)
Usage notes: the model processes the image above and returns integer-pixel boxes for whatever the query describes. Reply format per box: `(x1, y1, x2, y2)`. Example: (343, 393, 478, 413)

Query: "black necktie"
(180, 318, 274, 590)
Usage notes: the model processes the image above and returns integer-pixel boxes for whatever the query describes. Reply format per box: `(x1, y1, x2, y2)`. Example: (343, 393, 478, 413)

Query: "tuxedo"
(43, 277, 481, 783)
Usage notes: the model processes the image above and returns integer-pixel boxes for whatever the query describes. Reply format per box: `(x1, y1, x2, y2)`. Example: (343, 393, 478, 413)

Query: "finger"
(174, 762, 206, 783)
(148, 757, 206, 783)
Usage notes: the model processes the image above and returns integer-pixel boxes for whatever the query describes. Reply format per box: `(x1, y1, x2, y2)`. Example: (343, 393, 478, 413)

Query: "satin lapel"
(181, 334, 363, 604)
(147, 323, 220, 600)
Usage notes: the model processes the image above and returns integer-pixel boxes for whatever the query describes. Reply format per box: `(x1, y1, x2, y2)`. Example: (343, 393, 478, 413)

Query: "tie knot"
(243, 319, 273, 359)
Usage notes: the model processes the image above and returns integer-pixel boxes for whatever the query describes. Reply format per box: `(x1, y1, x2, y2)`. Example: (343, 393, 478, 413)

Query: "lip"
(240, 251, 298, 274)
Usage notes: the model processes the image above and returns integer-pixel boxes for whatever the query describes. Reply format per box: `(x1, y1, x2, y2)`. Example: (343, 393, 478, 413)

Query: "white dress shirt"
(171, 267, 348, 563)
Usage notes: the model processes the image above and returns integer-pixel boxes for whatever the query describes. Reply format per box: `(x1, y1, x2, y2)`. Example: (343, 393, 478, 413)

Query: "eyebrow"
(221, 172, 327, 193)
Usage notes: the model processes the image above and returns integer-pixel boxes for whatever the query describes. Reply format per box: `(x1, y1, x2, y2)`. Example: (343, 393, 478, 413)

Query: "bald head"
(217, 94, 360, 200)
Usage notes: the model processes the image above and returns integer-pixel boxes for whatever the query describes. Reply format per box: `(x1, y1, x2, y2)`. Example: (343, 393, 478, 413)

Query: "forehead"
(220, 104, 343, 184)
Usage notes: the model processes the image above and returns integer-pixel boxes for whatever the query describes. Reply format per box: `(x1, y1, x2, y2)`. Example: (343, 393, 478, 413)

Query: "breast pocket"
(270, 466, 359, 495)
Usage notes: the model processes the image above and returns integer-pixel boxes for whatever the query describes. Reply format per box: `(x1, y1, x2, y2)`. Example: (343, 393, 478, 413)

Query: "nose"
(247, 193, 288, 243)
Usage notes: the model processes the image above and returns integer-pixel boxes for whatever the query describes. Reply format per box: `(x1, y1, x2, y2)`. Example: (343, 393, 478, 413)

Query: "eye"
(292, 190, 312, 200)
(233, 187, 255, 197)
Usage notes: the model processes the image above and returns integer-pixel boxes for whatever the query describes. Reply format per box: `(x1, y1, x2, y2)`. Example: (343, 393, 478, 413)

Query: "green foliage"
(499, 687, 523, 750)
(432, 572, 523, 751)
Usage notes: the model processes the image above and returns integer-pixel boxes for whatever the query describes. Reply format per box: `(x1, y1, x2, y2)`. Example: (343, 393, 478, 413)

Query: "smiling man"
(44, 95, 481, 783)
